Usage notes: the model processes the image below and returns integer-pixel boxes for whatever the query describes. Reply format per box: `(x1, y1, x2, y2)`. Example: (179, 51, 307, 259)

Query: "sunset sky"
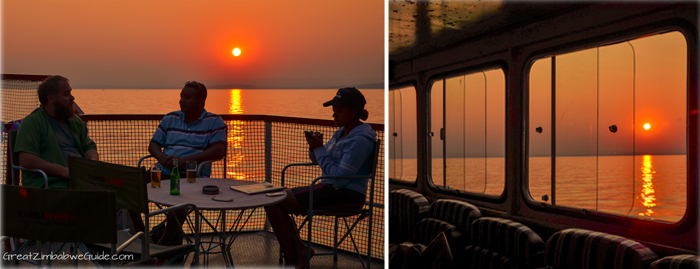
(391, 31, 687, 157)
(1, 0, 384, 89)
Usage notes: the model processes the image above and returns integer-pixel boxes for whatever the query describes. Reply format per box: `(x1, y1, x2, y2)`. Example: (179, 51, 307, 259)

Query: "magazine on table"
(230, 182, 285, 194)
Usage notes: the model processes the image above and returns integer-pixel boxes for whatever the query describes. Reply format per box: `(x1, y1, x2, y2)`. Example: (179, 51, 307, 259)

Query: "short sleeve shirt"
(14, 106, 97, 189)
(151, 109, 227, 176)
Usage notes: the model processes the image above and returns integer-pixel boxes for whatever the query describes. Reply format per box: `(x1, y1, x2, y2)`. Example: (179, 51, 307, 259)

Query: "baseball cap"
(322, 87, 366, 108)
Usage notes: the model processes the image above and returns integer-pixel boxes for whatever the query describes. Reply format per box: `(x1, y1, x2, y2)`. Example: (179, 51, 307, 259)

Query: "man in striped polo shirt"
(148, 81, 226, 177)
(147, 80, 227, 245)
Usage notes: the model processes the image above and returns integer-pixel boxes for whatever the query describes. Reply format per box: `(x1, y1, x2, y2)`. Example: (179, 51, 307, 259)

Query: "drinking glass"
(151, 163, 162, 188)
(186, 160, 197, 183)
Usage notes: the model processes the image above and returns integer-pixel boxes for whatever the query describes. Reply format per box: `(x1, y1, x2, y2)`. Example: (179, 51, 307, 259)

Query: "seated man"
(14, 75, 99, 189)
(148, 80, 227, 245)
(14, 75, 146, 234)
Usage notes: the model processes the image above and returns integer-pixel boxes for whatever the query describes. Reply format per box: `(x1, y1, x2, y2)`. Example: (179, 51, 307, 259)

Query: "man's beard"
(54, 101, 76, 120)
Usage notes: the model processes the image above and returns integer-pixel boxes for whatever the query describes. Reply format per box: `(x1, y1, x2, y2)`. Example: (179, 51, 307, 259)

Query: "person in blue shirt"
(149, 81, 227, 177)
(148, 80, 227, 245)
(265, 87, 377, 268)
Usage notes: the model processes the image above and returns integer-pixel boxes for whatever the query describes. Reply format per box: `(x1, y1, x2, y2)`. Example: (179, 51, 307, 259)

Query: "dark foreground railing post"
(265, 121, 273, 183)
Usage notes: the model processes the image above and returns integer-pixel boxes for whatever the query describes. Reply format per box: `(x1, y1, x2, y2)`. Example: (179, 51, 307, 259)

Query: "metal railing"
(3, 114, 385, 259)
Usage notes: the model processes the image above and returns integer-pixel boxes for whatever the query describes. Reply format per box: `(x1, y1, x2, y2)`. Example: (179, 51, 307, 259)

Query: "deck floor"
(1, 231, 384, 268)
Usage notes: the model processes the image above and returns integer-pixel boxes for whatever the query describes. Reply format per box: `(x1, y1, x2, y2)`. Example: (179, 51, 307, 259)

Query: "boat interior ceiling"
(389, 0, 697, 259)
(389, 0, 578, 59)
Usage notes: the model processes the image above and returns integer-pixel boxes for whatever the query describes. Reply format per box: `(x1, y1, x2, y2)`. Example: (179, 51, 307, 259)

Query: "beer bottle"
(170, 159, 180, 195)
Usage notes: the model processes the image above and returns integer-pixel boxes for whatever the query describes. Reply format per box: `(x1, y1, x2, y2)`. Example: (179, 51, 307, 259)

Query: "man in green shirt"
(14, 75, 99, 189)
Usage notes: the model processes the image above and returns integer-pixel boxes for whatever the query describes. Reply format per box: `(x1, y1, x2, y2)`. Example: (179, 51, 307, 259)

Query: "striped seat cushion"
(651, 255, 700, 269)
(389, 189, 430, 244)
(413, 218, 461, 247)
(429, 199, 482, 232)
(468, 217, 544, 268)
(464, 245, 516, 269)
(545, 228, 658, 269)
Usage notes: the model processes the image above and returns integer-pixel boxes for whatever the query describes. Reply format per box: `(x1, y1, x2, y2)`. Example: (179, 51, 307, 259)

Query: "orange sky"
(2, 0, 384, 89)
(530, 31, 687, 156)
(391, 31, 687, 157)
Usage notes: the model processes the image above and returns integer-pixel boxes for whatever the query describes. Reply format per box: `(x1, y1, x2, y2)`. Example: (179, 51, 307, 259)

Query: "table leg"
(195, 208, 261, 268)
(221, 210, 235, 267)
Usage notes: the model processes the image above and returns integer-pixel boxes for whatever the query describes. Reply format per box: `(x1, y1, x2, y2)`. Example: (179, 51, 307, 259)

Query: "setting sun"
(232, 48, 241, 57)
(644, 123, 651, 130)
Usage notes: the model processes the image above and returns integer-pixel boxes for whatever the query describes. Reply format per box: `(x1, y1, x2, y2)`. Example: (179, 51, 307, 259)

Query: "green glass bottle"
(170, 159, 180, 195)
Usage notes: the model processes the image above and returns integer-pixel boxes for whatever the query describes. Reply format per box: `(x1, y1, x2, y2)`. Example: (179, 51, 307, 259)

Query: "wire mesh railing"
(1, 74, 47, 199)
(1, 74, 46, 123)
(3, 113, 385, 259)
(1, 74, 385, 259)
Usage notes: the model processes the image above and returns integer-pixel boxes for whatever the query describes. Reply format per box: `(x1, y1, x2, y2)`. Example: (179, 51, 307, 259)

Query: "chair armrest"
(280, 162, 317, 187)
(197, 158, 222, 177)
(13, 165, 49, 188)
(137, 155, 154, 168)
(148, 203, 198, 217)
(311, 175, 372, 185)
(307, 175, 374, 213)
(116, 231, 145, 254)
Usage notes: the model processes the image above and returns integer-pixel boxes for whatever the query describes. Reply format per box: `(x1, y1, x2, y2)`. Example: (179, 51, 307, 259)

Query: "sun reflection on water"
(228, 89, 244, 115)
(227, 89, 246, 180)
(638, 155, 656, 217)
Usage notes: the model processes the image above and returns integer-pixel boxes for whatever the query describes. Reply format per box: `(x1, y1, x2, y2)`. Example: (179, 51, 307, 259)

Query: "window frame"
(388, 83, 420, 187)
(426, 63, 509, 203)
(522, 23, 695, 228)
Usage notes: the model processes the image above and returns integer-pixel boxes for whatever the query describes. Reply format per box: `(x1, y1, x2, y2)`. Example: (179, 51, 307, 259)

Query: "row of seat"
(389, 188, 699, 269)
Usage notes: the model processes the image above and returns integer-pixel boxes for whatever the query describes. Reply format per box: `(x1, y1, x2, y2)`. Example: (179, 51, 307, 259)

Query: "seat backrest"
(545, 228, 658, 269)
(466, 217, 544, 269)
(651, 255, 700, 269)
(429, 199, 482, 234)
(413, 199, 481, 264)
(8, 130, 19, 166)
(413, 217, 460, 246)
(7, 130, 19, 184)
(366, 138, 382, 204)
(369, 138, 382, 177)
(389, 189, 430, 244)
(68, 156, 149, 214)
(1, 184, 116, 244)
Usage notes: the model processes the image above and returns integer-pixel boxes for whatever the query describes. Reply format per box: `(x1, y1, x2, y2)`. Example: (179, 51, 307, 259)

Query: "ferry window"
(528, 31, 687, 223)
(390, 86, 417, 182)
(430, 69, 506, 196)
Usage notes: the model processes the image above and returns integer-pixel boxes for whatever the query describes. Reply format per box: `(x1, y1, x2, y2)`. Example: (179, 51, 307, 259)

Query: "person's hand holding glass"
(304, 130, 323, 150)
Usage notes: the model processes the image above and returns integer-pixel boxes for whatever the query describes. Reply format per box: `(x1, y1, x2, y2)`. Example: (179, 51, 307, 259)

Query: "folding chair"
(5, 130, 55, 266)
(7, 130, 48, 186)
(68, 156, 200, 266)
(0, 184, 129, 267)
(280, 139, 381, 269)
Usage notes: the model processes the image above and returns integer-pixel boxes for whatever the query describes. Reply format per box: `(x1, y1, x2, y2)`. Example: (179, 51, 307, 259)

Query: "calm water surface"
(390, 154, 687, 223)
(73, 89, 384, 124)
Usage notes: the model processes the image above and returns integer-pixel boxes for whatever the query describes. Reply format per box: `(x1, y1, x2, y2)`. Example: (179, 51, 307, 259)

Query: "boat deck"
(1, 231, 385, 268)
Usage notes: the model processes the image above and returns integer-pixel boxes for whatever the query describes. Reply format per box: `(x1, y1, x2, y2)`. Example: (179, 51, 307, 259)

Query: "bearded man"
(14, 75, 99, 189)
